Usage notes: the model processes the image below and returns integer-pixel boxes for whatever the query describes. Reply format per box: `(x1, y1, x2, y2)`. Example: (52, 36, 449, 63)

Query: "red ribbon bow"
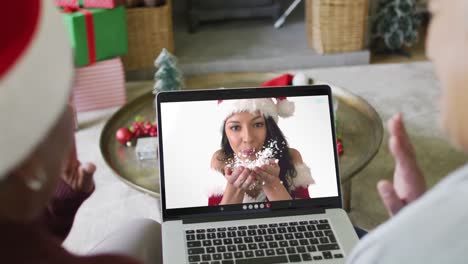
(63, 7, 96, 65)
(63, 6, 79, 12)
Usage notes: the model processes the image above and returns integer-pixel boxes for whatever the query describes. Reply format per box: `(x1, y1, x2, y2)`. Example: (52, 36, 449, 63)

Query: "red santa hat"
(218, 74, 298, 129)
(0, 0, 74, 179)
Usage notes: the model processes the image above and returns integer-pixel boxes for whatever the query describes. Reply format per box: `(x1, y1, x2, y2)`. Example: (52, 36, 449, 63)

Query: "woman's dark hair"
(220, 115, 297, 191)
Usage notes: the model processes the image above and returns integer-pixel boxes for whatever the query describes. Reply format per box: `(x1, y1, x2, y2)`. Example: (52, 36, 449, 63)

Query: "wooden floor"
(371, 27, 428, 64)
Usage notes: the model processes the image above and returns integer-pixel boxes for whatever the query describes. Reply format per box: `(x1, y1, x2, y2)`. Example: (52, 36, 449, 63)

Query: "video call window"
(160, 96, 338, 210)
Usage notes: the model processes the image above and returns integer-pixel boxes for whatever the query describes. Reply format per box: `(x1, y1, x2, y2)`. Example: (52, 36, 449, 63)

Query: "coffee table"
(100, 72, 383, 211)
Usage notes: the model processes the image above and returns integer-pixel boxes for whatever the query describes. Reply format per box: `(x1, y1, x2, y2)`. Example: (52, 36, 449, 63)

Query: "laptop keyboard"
(185, 219, 344, 264)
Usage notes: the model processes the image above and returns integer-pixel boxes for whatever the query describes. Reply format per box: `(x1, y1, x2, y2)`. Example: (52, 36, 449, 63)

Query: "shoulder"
(288, 148, 303, 165)
(287, 148, 314, 188)
(211, 150, 225, 172)
(349, 167, 468, 263)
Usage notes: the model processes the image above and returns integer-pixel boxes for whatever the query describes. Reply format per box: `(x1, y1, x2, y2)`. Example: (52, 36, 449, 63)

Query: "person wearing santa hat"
(0, 1, 144, 263)
(208, 96, 315, 206)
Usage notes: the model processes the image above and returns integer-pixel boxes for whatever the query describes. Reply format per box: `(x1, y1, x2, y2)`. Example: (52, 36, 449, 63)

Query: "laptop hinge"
(182, 208, 326, 224)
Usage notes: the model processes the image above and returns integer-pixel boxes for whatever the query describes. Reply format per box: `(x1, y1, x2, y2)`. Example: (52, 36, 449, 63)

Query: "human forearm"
(263, 179, 292, 201)
(220, 184, 245, 205)
(378, 113, 427, 216)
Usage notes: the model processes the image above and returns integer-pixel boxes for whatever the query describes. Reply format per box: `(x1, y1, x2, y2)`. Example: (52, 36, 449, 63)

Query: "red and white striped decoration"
(53, 0, 123, 9)
(72, 58, 126, 112)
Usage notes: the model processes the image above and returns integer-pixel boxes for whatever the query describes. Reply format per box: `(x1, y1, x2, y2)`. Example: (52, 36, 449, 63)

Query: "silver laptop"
(156, 85, 359, 264)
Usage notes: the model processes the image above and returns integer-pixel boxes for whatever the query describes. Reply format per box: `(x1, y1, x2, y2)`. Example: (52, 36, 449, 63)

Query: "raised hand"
(62, 140, 95, 193)
(377, 113, 426, 216)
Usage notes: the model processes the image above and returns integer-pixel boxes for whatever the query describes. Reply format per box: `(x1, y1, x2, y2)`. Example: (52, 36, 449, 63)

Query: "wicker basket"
(305, 0, 368, 54)
(122, 0, 174, 71)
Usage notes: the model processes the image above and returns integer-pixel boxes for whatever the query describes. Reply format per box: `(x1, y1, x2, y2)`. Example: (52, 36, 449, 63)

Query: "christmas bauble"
(116, 127, 133, 145)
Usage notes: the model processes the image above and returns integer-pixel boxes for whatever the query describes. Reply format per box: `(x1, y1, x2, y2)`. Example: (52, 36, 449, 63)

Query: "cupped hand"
(377, 113, 426, 216)
(253, 159, 281, 187)
(224, 166, 256, 191)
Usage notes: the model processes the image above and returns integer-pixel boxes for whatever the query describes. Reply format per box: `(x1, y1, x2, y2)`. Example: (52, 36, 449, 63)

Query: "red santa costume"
(208, 75, 315, 206)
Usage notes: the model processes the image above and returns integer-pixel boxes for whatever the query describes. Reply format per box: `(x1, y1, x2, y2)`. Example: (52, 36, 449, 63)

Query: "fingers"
(224, 166, 232, 176)
(387, 113, 426, 201)
(78, 162, 96, 193)
(255, 160, 276, 174)
(387, 113, 403, 138)
(80, 162, 96, 176)
(225, 163, 281, 191)
(225, 166, 244, 184)
(233, 168, 251, 188)
(240, 174, 256, 190)
(224, 166, 259, 191)
(388, 113, 415, 159)
(254, 166, 269, 180)
(254, 160, 280, 185)
(377, 180, 405, 216)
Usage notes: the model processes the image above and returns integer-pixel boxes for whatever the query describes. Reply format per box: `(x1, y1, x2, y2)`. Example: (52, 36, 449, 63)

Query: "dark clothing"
(37, 179, 93, 239)
(1, 179, 142, 264)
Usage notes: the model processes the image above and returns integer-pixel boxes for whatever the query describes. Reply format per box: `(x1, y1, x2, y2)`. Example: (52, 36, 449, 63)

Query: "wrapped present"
(72, 58, 126, 112)
(135, 137, 158, 160)
(61, 6, 128, 67)
(54, 0, 124, 9)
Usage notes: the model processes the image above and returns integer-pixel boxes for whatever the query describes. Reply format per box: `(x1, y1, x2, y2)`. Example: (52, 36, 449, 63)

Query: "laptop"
(156, 85, 359, 264)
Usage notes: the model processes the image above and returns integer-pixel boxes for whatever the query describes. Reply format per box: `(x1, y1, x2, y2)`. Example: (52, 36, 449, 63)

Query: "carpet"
(64, 62, 468, 254)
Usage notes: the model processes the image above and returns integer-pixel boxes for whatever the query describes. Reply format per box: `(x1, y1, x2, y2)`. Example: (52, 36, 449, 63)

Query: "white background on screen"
(161, 96, 339, 209)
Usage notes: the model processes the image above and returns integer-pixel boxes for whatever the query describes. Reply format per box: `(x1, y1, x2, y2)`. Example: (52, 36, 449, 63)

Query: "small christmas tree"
(371, 0, 421, 55)
(153, 48, 184, 94)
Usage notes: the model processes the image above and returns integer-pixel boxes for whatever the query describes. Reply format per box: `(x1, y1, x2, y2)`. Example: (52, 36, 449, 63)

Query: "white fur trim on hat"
(277, 99, 295, 118)
(218, 97, 295, 131)
(292, 72, 309, 86)
(289, 163, 315, 190)
(0, 1, 73, 179)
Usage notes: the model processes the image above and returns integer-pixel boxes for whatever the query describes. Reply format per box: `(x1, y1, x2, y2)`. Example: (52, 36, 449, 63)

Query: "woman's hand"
(220, 166, 256, 205)
(62, 144, 95, 193)
(224, 166, 256, 191)
(253, 159, 281, 187)
(377, 113, 426, 216)
(254, 159, 292, 201)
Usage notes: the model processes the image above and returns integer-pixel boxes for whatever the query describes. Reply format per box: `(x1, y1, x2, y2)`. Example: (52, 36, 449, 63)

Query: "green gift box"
(62, 6, 128, 67)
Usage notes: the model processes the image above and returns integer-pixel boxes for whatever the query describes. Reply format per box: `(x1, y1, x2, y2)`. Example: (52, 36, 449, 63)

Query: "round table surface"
(100, 72, 383, 198)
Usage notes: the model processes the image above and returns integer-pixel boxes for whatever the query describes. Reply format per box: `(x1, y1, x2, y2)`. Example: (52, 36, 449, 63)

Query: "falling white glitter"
(226, 139, 282, 170)
(224, 139, 286, 191)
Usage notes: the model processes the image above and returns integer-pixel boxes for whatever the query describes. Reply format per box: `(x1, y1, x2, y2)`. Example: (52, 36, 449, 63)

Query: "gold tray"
(100, 73, 383, 198)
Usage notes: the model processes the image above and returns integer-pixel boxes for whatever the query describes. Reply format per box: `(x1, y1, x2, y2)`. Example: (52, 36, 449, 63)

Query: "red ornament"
(337, 139, 344, 155)
(116, 116, 158, 146)
(116, 127, 133, 145)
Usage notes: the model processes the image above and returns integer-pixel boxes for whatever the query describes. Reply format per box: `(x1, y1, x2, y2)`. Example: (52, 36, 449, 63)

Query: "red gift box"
(72, 58, 126, 112)
(54, 0, 124, 9)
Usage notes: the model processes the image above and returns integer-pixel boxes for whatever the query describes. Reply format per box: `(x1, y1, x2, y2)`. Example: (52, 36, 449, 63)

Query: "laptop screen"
(157, 86, 341, 220)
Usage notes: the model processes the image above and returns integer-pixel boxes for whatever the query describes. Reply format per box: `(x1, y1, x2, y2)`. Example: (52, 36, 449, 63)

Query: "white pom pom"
(277, 99, 295, 118)
(292, 72, 309, 86)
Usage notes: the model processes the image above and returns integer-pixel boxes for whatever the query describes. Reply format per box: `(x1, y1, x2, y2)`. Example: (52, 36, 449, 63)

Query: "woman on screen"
(208, 97, 315, 206)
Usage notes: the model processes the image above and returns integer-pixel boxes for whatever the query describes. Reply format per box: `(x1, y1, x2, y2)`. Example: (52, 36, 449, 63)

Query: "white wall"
(161, 96, 339, 209)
